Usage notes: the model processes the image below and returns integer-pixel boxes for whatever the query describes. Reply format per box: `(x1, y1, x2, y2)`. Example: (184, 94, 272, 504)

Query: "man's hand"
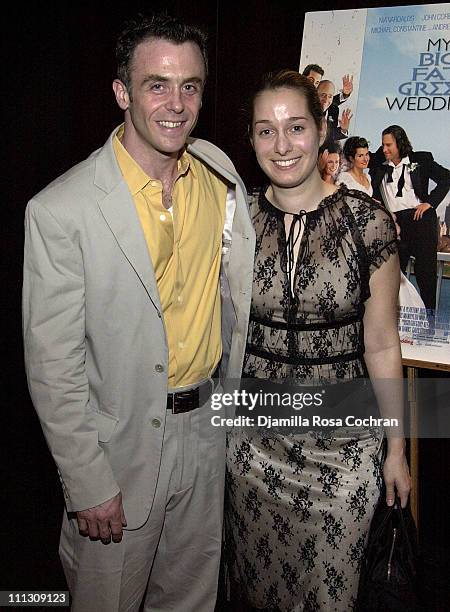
(77, 492, 127, 544)
(341, 74, 353, 97)
(339, 108, 353, 133)
(413, 202, 432, 220)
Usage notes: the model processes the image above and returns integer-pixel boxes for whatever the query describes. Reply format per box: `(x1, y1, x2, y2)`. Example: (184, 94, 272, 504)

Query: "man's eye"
(151, 83, 164, 91)
(291, 125, 304, 133)
(183, 84, 199, 93)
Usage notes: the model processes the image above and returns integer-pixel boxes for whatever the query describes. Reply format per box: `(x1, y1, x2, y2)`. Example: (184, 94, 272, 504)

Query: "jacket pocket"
(91, 407, 119, 442)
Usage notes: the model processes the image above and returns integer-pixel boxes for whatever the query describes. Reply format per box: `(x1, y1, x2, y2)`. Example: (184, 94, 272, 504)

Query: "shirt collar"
(113, 124, 193, 195)
(383, 155, 410, 169)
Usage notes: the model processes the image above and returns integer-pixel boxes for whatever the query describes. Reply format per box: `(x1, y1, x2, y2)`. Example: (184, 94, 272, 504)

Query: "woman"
(319, 142, 341, 184)
(225, 71, 410, 611)
(337, 136, 372, 195)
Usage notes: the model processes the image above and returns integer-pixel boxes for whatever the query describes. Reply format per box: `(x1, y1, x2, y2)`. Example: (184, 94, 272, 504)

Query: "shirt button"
(178, 341, 185, 349)
(155, 364, 164, 373)
(177, 295, 183, 303)
(159, 214, 166, 221)
(151, 418, 161, 428)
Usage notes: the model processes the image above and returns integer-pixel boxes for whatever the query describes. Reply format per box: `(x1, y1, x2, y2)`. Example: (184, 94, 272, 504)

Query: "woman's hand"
(383, 446, 411, 508)
(318, 149, 329, 175)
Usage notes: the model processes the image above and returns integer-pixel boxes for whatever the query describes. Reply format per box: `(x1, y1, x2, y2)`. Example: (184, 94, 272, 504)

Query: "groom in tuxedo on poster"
(369, 124, 450, 311)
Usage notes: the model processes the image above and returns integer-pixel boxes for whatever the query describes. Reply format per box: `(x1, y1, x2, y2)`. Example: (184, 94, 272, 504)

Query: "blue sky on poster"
(356, 3, 449, 170)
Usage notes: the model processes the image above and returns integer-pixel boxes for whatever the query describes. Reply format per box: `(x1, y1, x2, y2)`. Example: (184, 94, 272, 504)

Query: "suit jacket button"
(151, 418, 161, 428)
(155, 364, 164, 373)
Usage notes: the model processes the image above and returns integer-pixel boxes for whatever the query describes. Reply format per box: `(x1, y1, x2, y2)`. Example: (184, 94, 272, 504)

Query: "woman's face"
(325, 153, 340, 177)
(351, 147, 370, 170)
(251, 87, 324, 190)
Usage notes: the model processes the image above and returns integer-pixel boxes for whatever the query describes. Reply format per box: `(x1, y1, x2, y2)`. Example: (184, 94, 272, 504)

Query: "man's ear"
(112, 79, 130, 111)
(318, 117, 328, 148)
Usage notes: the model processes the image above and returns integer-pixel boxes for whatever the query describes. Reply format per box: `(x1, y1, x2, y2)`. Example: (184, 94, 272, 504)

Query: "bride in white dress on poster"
(337, 136, 373, 195)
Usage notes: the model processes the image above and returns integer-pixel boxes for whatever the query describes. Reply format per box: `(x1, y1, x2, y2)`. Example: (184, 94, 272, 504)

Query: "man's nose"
(166, 88, 184, 113)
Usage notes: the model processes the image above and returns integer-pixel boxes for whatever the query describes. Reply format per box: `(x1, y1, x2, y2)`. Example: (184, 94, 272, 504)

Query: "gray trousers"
(59, 395, 226, 612)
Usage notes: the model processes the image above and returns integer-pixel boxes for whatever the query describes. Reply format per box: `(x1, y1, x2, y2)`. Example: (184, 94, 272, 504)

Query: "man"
(23, 14, 255, 612)
(302, 63, 324, 88)
(317, 79, 352, 143)
(303, 63, 353, 106)
(370, 125, 450, 311)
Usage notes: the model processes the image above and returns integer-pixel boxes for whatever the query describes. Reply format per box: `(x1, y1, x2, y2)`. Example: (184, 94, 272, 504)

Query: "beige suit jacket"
(22, 128, 255, 528)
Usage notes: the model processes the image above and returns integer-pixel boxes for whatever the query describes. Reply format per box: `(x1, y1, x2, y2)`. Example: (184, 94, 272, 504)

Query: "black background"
(4, 1, 449, 608)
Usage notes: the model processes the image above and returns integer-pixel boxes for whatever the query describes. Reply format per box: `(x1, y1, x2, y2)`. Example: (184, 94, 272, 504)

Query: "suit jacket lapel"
(408, 154, 422, 199)
(94, 131, 162, 314)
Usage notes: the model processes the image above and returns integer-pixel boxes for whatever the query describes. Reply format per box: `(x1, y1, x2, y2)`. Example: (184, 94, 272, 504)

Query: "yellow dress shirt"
(113, 127, 226, 387)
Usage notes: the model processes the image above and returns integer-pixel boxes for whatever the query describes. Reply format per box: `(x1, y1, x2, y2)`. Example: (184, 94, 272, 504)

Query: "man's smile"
(157, 120, 184, 129)
(272, 157, 301, 168)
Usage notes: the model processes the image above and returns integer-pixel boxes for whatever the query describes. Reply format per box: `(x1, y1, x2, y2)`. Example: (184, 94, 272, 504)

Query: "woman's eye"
(291, 125, 304, 133)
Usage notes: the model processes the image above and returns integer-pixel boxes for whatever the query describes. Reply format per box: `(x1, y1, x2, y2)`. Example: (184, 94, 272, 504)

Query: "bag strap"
(395, 496, 417, 563)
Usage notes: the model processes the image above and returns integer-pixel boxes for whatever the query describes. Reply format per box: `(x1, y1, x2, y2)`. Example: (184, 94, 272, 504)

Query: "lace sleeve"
(349, 193, 399, 275)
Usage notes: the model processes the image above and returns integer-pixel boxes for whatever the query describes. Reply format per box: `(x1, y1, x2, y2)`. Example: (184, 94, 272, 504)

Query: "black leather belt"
(166, 368, 220, 414)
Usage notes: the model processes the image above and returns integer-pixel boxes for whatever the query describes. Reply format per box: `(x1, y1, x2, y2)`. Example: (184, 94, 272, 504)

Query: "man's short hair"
(317, 79, 334, 90)
(302, 64, 324, 78)
(116, 13, 208, 90)
(382, 125, 413, 158)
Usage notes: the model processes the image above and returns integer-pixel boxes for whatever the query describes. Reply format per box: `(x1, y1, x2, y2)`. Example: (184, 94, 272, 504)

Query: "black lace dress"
(225, 186, 398, 611)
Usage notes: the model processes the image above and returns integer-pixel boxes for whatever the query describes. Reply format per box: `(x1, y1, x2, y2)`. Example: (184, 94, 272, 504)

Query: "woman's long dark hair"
(343, 136, 369, 162)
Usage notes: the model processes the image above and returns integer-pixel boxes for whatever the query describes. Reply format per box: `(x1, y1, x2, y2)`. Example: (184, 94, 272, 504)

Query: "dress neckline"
(259, 184, 348, 218)
(348, 170, 371, 188)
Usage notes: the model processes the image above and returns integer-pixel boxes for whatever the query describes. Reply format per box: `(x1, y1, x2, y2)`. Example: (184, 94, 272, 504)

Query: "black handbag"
(356, 497, 421, 612)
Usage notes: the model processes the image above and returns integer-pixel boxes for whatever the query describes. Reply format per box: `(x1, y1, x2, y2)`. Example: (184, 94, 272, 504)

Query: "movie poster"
(300, 3, 450, 351)
(300, 3, 450, 221)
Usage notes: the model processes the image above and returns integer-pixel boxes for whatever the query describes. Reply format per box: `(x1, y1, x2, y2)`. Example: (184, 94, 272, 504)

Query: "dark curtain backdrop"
(4, 0, 446, 597)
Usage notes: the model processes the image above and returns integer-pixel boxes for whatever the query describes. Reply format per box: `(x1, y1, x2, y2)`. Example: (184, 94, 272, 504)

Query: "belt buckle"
(172, 387, 199, 414)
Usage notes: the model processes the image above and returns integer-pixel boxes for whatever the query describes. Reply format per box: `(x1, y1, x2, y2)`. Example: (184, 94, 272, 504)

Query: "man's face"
(382, 133, 401, 164)
(114, 38, 205, 161)
(317, 81, 335, 112)
(306, 70, 322, 88)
